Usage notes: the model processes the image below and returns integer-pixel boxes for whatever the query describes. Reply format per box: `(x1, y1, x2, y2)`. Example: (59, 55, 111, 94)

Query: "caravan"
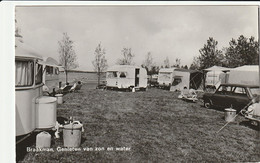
(15, 45, 44, 136)
(16, 44, 57, 138)
(106, 65, 148, 91)
(158, 68, 176, 89)
(170, 69, 203, 91)
(42, 57, 62, 93)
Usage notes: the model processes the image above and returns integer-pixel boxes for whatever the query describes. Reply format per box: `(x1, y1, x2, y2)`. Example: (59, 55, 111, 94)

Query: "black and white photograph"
(3, 2, 260, 162)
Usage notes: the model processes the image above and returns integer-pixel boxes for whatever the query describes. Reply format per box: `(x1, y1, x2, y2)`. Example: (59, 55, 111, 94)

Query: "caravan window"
(35, 63, 43, 85)
(15, 60, 34, 86)
(119, 72, 127, 78)
(107, 72, 118, 78)
(172, 77, 182, 86)
(159, 72, 171, 80)
(46, 66, 53, 75)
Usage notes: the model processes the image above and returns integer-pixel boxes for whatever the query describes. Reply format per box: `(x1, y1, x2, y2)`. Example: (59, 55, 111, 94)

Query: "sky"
(16, 5, 258, 71)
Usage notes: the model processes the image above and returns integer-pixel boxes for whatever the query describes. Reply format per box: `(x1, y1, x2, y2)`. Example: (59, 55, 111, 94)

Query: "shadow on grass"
(16, 133, 37, 162)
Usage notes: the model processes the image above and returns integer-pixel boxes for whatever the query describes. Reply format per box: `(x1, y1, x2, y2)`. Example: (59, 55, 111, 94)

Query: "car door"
(211, 85, 232, 108)
(230, 86, 250, 110)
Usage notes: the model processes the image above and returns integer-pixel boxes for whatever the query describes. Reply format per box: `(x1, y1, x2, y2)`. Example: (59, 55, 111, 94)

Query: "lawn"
(17, 83, 260, 162)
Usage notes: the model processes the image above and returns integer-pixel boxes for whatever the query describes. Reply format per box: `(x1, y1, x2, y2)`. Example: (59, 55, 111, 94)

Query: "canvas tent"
(228, 65, 259, 85)
(204, 66, 231, 89)
(170, 69, 203, 91)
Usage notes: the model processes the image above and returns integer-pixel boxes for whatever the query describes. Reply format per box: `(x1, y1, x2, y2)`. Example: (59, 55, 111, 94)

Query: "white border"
(0, 1, 259, 163)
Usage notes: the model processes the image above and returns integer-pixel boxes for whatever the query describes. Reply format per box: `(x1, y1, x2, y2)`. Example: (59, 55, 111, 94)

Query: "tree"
(141, 52, 155, 75)
(181, 65, 188, 69)
(225, 35, 259, 68)
(117, 48, 134, 65)
(190, 56, 201, 70)
(198, 37, 224, 69)
(15, 10, 23, 47)
(150, 66, 160, 74)
(92, 42, 108, 86)
(58, 33, 78, 83)
(172, 58, 181, 68)
(163, 56, 170, 68)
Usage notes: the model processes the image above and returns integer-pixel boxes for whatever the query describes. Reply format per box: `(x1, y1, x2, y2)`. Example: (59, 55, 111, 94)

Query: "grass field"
(17, 83, 260, 162)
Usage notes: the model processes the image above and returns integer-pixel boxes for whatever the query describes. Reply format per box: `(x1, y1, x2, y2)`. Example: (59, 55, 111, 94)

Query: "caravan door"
(135, 68, 140, 87)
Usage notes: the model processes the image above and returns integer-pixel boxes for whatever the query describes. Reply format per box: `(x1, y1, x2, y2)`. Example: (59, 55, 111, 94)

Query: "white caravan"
(158, 68, 176, 89)
(15, 45, 44, 136)
(16, 44, 57, 138)
(170, 69, 203, 91)
(106, 65, 148, 91)
(228, 65, 259, 85)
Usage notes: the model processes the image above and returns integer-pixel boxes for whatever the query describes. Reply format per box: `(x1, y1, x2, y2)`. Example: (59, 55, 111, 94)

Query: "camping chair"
(57, 85, 73, 95)
(70, 82, 83, 93)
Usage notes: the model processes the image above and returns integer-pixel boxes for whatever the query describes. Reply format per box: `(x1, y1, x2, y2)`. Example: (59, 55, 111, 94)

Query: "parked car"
(202, 84, 260, 111)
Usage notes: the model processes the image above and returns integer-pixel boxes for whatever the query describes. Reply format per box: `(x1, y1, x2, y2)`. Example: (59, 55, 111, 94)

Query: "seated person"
(178, 86, 197, 100)
(246, 96, 260, 118)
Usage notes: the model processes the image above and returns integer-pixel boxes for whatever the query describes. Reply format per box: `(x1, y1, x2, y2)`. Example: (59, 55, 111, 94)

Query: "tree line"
(190, 35, 259, 70)
(57, 33, 259, 85)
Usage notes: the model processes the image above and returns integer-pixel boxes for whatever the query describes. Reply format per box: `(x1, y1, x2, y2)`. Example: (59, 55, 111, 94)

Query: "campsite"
(16, 81, 260, 162)
(11, 4, 260, 163)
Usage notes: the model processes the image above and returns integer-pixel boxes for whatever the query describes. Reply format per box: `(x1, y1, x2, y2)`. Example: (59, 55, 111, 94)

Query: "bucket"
(63, 121, 83, 147)
(55, 94, 63, 104)
(36, 96, 57, 129)
(36, 131, 51, 148)
(132, 87, 135, 92)
(225, 108, 236, 122)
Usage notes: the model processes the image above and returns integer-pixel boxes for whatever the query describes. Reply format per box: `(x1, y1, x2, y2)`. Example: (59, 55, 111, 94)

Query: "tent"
(204, 66, 231, 89)
(204, 66, 230, 72)
(228, 65, 259, 85)
(170, 69, 203, 91)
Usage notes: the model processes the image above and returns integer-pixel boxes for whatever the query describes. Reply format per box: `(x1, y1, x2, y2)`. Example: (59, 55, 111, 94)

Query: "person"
(180, 86, 190, 98)
(246, 96, 260, 118)
(178, 86, 198, 102)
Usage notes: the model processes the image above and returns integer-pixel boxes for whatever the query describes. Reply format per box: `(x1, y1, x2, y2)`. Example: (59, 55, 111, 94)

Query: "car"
(202, 84, 260, 111)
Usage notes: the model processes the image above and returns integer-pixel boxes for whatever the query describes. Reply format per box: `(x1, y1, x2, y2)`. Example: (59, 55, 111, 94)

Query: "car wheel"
(204, 100, 211, 109)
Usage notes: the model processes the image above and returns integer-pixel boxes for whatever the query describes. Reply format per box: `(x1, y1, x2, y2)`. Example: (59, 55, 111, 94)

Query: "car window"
(216, 85, 232, 95)
(233, 87, 247, 96)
